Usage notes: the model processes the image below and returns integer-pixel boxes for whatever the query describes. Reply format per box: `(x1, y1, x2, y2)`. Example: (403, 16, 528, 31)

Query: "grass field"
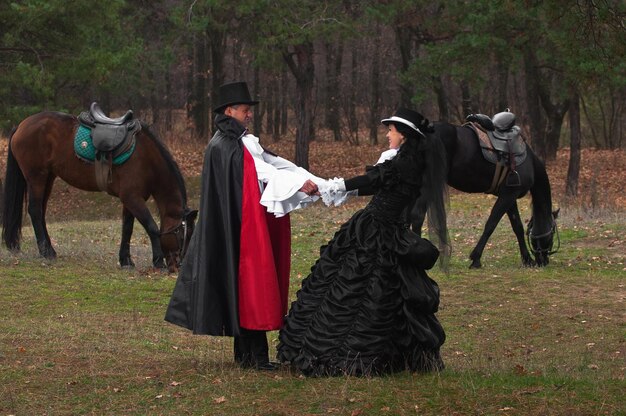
(0, 180, 624, 415)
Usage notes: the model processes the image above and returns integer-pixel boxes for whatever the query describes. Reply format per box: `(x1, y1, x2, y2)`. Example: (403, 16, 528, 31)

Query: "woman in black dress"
(277, 108, 448, 376)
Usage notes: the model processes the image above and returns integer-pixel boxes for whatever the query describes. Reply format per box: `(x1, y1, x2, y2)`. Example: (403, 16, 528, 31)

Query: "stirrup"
(506, 170, 521, 187)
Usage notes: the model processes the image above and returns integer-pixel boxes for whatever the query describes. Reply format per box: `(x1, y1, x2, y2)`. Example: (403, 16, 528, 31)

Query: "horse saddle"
(77, 102, 141, 191)
(464, 111, 528, 192)
(78, 102, 140, 154)
(465, 111, 527, 167)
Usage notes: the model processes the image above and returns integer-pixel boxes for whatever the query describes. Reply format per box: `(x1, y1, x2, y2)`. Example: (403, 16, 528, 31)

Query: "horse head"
(160, 208, 198, 272)
(527, 208, 560, 266)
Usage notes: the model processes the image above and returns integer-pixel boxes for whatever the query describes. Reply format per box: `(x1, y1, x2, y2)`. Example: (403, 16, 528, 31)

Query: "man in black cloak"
(165, 81, 319, 370)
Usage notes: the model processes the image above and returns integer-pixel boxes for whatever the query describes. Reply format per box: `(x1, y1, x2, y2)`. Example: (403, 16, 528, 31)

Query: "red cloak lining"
(238, 146, 291, 330)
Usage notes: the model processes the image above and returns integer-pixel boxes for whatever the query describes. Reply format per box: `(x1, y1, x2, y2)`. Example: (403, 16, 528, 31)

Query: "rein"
(526, 220, 560, 256)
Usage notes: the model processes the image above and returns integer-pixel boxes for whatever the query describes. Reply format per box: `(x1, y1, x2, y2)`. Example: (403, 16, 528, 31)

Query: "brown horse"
(2, 110, 197, 271)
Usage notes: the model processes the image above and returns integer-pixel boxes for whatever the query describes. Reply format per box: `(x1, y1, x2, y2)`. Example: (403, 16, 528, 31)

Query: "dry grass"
(1, 189, 624, 415)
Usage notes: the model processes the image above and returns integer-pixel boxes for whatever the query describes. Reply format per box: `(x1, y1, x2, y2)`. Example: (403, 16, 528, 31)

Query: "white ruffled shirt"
(242, 134, 323, 217)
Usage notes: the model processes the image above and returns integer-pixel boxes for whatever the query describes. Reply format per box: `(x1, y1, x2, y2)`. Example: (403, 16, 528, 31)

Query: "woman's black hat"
(381, 108, 427, 137)
(213, 81, 259, 113)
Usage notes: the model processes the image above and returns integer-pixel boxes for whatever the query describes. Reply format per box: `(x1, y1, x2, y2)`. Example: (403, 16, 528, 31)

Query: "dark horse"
(2, 110, 197, 271)
(413, 121, 559, 268)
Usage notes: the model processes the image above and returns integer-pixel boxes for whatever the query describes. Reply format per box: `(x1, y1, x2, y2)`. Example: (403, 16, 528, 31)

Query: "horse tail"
(421, 125, 451, 271)
(2, 130, 26, 251)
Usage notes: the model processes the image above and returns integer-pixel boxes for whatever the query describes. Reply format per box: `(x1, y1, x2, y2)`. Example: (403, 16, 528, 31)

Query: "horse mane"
(140, 123, 188, 207)
(520, 147, 552, 219)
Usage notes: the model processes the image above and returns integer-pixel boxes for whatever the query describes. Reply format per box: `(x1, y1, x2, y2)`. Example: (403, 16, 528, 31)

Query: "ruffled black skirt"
(277, 207, 446, 376)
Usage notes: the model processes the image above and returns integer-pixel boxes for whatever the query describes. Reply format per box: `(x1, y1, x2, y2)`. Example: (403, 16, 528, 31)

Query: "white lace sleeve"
(317, 177, 357, 207)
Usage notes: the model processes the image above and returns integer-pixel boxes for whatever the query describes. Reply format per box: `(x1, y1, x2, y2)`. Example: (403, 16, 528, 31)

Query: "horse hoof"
(153, 259, 167, 269)
(119, 258, 135, 268)
(469, 261, 482, 269)
(42, 249, 57, 260)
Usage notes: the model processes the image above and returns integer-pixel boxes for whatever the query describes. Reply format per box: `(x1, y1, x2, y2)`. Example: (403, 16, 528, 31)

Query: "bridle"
(160, 211, 193, 264)
(526, 219, 560, 257)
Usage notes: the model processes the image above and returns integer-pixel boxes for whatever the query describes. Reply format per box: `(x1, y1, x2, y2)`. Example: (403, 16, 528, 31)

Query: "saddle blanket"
(74, 125, 135, 164)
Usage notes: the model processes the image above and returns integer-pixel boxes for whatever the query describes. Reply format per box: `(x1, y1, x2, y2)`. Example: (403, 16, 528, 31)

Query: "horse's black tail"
(2, 129, 26, 251)
(421, 125, 451, 271)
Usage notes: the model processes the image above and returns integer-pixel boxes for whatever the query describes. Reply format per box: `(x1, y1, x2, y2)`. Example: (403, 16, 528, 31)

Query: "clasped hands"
(299, 179, 320, 196)
(299, 178, 352, 207)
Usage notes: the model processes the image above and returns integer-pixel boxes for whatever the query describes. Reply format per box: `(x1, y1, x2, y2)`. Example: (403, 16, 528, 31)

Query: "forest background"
(1, 0, 624, 200)
(1, 2, 625, 414)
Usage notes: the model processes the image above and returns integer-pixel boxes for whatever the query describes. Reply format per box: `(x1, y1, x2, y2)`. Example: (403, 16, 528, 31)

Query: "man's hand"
(299, 179, 319, 196)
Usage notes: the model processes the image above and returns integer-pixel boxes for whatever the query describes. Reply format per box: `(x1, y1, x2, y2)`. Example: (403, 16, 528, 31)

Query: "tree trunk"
(209, 28, 226, 134)
(325, 41, 343, 142)
(496, 59, 509, 112)
(253, 65, 263, 135)
(347, 47, 359, 144)
(368, 27, 381, 145)
(537, 72, 569, 161)
(186, 42, 194, 124)
(266, 75, 275, 138)
(581, 94, 603, 148)
(394, 25, 414, 107)
(273, 75, 281, 141)
(566, 90, 581, 197)
(432, 75, 449, 122)
(150, 91, 160, 134)
(543, 105, 568, 161)
(232, 39, 243, 80)
(523, 49, 547, 161)
(283, 43, 315, 170)
(191, 33, 209, 141)
(165, 70, 173, 132)
(602, 88, 623, 149)
(460, 79, 473, 118)
(280, 69, 288, 136)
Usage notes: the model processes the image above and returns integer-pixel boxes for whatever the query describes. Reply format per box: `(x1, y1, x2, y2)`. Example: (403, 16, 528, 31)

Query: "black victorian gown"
(277, 151, 446, 376)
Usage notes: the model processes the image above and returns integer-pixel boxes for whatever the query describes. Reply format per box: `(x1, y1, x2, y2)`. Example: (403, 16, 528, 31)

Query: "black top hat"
(381, 108, 427, 137)
(213, 81, 259, 113)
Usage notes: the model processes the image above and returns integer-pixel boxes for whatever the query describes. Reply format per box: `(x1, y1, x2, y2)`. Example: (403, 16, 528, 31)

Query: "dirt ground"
(1, 132, 624, 211)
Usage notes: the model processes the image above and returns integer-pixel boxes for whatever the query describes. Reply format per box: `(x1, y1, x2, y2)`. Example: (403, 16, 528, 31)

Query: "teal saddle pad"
(74, 125, 135, 164)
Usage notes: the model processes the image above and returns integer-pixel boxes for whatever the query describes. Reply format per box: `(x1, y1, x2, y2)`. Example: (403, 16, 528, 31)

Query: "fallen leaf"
(214, 396, 226, 404)
(514, 364, 527, 375)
